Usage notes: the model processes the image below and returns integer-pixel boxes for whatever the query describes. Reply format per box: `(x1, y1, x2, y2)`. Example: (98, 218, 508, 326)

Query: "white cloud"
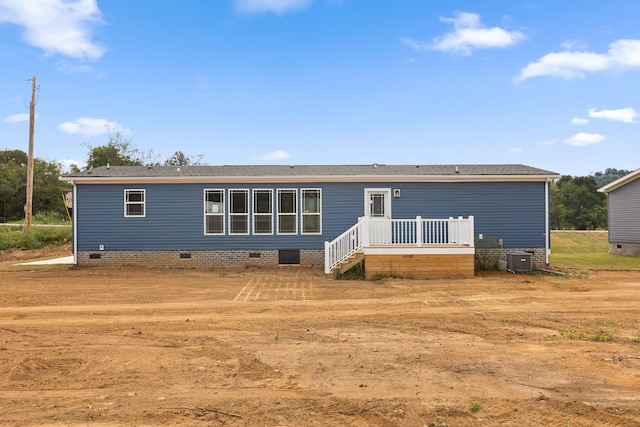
(0, 0, 105, 60)
(508, 147, 523, 154)
(563, 132, 606, 147)
(588, 107, 638, 123)
(56, 61, 94, 74)
(400, 37, 428, 51)
(561, 39, 588, 51)
(4, 113, 31, 123)
(60, 158, 84, 171)
(58, 117, 129, 136)
(234, 0, 314, 15)
(518, 39, 640, 81)
(571, 117, 590, 125)
(406, 11, 525, 55)
(261, 150, 290, 161)
(535, 139, 556, 145)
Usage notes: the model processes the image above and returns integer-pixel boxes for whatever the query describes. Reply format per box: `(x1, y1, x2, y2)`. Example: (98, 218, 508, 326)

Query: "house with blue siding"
(599, 168, 640, 256)
(60, 164, 559, 277)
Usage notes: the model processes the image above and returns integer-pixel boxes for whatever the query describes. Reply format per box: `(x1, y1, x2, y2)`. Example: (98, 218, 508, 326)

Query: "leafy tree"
(551, 175, 607, 230)
(84, 131, 157, 169)
(0, 149, 28, 164)
(593, 168, 631, 187)
(84, 132, 210, 170)
(0, 149, 70, 222)
(0, 155, 26, 221)
(550, 183, 569, 229)
(163, 150, 205, 166)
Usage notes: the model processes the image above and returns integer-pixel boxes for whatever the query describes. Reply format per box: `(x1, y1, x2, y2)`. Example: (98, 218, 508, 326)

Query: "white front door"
(365, 189, 391, 243)
(366, 190, 390, 219)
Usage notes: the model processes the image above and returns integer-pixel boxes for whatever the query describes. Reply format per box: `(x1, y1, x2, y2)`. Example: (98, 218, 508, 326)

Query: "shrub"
(0, 224, 71, 250)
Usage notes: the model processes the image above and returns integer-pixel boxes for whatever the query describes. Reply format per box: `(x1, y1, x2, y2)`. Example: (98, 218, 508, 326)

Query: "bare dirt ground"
(1, 246, 640, 426)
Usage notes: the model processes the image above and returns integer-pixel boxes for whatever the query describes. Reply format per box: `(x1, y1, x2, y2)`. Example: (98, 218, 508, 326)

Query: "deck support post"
(324, 241, 330, 274)
(361, 216, 370, 247)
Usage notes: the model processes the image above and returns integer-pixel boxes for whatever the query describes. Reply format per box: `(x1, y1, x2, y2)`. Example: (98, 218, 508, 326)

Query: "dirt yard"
(1, 246, 640, 426)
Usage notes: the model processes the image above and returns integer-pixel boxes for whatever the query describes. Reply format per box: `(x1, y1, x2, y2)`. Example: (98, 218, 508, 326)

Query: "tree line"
(550, 168, 629, 230)
(0, 132, 203, 222)
(0, 134, 632, 228)
(0, 149, 70, 222)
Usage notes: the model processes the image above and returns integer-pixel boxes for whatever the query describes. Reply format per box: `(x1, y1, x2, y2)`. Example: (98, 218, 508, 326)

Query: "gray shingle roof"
(62, 164, 559, 179)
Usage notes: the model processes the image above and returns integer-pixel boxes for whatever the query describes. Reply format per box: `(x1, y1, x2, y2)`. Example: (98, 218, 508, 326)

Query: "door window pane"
(371, 193, 385, 217)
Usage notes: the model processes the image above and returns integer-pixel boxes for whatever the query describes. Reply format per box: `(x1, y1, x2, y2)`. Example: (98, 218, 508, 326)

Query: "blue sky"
(1, 0, 640, 176)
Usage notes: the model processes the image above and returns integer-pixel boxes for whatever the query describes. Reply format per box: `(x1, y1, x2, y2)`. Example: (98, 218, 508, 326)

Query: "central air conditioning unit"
(506, 251, 532, 272)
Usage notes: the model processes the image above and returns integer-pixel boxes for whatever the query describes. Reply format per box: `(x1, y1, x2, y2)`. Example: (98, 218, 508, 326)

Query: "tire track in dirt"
(233, 271, 313, 301)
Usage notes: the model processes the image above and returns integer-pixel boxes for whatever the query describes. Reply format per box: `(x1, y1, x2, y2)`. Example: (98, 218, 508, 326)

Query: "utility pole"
(24, 76, 36, 235)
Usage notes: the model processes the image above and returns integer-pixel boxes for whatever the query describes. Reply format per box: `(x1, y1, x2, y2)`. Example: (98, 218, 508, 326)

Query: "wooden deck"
(325, 216, 476, 278)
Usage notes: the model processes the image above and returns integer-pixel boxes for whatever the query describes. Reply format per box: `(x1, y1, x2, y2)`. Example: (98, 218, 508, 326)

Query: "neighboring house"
(598, 168, 640, 256)
(60, 164, 559, 277)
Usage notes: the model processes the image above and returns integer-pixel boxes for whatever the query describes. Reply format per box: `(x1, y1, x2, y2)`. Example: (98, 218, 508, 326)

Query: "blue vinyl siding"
(75, 181, 547, 251)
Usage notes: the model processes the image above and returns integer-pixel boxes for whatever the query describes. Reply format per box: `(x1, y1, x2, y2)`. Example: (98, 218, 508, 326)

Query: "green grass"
(557, 328, 615, 342)
(469, 400, 483, 412)
(0, 212, 71, 250)
(8, 211, 71, 225)
(551, 231, 640, 271)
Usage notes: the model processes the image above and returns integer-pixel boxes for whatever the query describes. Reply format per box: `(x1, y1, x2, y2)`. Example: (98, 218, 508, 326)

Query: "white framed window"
(277, 189, 297, 234)
(229, 189, 249, 235)
(253, 189, 273, 234)
(124, 189, 145, 217)
(301, 188, 321, 234)
(204, 189, 224, 235)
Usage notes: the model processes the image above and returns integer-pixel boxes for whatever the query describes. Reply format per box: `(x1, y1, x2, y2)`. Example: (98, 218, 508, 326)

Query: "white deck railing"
(324, 216, 474, 274)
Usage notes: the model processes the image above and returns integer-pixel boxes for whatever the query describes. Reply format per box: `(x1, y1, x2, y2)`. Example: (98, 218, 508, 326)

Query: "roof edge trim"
(60, 174, 561, 185)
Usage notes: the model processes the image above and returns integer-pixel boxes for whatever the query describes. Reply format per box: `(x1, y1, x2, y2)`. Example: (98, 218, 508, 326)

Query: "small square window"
(124, 189, 145, 217)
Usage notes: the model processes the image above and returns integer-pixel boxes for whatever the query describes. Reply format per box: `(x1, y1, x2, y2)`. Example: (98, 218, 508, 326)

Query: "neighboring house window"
(229, 189, 249, 234)
(253, 189, 273, 234)
(277, 189, 297, 234)
(301, 189, 321, 234)
(124, 189, 145, 217)
(204, 189, 224, 234)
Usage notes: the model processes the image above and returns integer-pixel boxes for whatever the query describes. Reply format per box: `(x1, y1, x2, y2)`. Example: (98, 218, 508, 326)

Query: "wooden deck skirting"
(365, 253, 475, 279)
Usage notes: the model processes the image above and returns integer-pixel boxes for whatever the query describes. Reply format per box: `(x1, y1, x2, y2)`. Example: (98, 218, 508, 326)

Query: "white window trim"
(277, 188, 298, 235)
(204, 188, 225, 235)
(301, 188, 322, 235)
(228, 189, 250, 235)
(124, 189, 146, 218)
(252, 189, 274, 235)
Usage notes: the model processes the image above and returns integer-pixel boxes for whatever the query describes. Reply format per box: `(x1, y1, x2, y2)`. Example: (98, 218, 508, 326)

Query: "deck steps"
(333, 251, 364, 275)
